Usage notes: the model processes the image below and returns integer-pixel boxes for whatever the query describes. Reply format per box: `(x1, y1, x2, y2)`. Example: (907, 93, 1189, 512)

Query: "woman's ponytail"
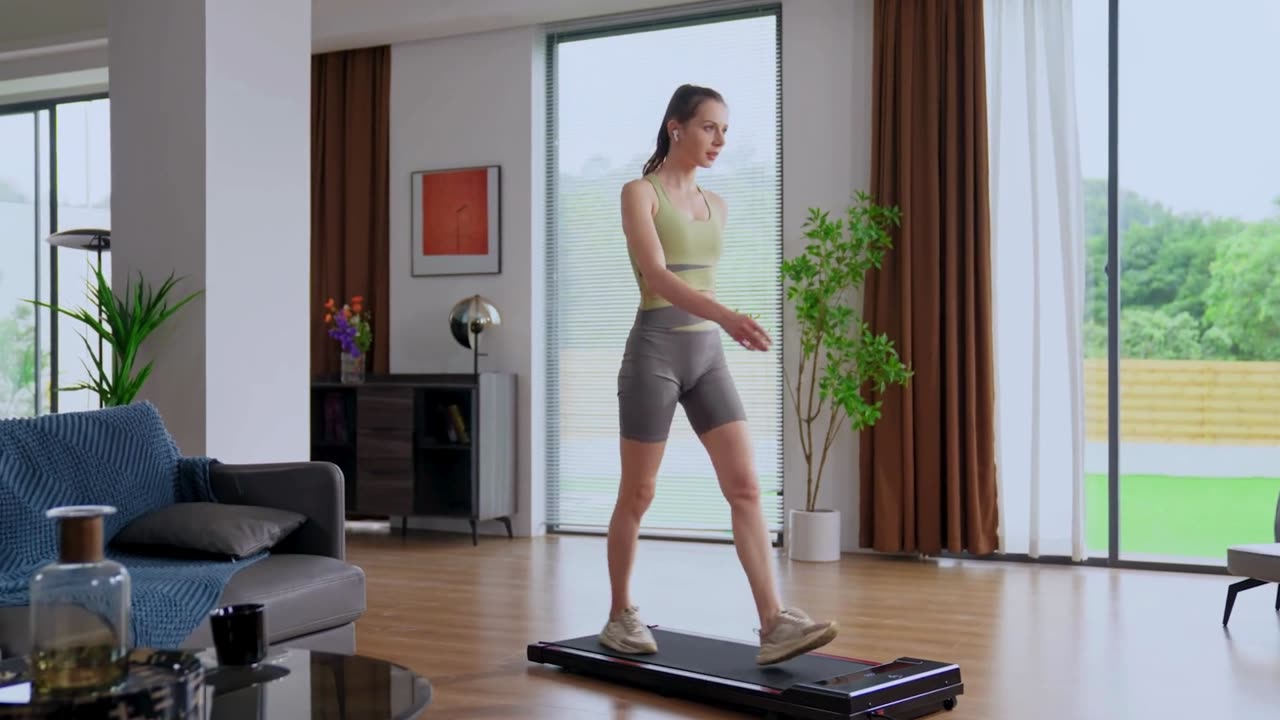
(641, 125, 670, 176)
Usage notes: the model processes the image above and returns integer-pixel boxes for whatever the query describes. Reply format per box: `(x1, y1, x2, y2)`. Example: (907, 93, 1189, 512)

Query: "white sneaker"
(756, 607, 838, 665)
(598, 606, 658, 654)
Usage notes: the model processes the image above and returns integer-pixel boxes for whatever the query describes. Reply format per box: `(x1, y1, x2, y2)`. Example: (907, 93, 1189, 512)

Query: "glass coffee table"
(203, 647, 431, 719)
(0, 646, 429, 719)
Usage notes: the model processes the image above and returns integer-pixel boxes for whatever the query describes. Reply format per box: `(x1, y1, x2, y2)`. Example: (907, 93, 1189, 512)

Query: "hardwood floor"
(344, 524, 1279, 719)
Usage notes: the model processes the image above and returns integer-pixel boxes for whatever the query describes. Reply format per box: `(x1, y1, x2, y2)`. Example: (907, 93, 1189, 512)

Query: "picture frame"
(410, 165, 501, 276)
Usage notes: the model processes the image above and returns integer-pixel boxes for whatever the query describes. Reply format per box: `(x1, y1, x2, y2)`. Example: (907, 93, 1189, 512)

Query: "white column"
(107, 0, 311, 462)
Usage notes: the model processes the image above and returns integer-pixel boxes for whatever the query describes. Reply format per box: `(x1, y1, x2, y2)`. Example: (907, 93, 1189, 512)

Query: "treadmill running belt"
(550, 627, 875, 690)
(531, 627, 965, 719)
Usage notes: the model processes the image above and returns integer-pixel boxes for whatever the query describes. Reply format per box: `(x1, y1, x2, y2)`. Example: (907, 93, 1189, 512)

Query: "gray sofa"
(0, 461, 366, 658)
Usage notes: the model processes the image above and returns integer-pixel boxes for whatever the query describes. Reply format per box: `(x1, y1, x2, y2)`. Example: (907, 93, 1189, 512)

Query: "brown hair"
(641, 84, 725, 176)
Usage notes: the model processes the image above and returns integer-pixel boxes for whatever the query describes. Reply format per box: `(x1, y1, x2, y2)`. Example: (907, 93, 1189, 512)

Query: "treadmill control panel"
(786, 656, 962, 717)
(811, 658, 924, 687)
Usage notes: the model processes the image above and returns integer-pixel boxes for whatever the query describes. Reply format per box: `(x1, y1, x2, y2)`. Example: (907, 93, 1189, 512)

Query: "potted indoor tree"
(781, 191, 911, 562)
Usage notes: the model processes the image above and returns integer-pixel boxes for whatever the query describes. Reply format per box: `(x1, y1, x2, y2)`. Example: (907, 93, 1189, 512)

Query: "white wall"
(108, 1, 208, 452)
(389, 26, 546, 537)
(780, 0, 875, 551)
(0, 35, 107, 84)
(203, 0, 312, 464)
(108, 0, 311, 463)
(0, 67, 107, 105)
(387, 0, 875, 549)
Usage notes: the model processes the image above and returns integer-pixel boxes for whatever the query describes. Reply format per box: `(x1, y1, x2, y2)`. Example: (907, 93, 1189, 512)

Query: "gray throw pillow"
(113, 502, 307, 559)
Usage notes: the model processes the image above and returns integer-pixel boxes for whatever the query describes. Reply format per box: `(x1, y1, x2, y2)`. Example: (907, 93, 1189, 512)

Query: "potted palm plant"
(781, 191, 912, 562)
(30, 264, 201, 407)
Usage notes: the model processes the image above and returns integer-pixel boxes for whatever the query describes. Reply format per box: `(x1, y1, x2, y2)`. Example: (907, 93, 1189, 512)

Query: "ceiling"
(311, 0, 696, 52)
(0, 0, 698, 55)
(0, 0, 107, 50)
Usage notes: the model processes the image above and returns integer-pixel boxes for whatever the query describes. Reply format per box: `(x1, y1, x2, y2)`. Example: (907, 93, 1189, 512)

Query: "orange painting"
(421, 168, 489, 256)
(410, 165, 500, 276)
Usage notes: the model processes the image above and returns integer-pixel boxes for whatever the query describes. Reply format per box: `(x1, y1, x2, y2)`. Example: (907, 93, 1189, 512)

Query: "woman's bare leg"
(598, 436, 667, 654)
(696, 420, 784, 630)
(698, 419, 838, 664)
(607, 437, 666, 617)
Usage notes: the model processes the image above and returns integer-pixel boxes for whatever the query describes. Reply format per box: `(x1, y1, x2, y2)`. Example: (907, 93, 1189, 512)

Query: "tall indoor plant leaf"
(28, 264, 201, 407)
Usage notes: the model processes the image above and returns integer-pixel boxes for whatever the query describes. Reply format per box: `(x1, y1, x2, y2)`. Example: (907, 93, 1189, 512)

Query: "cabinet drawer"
(357, 387, 413, 431)
(356, 465, 413, 515)
(353, 426, 413, 516)
(356, 429, 413, 463)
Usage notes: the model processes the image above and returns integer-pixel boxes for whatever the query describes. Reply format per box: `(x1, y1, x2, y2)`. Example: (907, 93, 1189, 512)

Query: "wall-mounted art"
(410, 165, 501, 276)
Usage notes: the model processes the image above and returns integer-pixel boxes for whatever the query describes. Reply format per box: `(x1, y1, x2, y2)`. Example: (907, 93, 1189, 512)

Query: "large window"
(544, 6, 783, 538)
(0, 109, 43, 418)
(1102, 0, 1280, 566)
(0, 94, 111, 419)
(987, 0, 1279, 570)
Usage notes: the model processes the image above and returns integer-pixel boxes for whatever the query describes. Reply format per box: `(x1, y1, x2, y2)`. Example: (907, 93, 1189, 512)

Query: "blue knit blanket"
(0, 402, 264, 649)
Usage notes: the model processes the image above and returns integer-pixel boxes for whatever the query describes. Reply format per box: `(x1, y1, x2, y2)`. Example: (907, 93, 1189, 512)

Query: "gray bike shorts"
(617, 306, 747, 443)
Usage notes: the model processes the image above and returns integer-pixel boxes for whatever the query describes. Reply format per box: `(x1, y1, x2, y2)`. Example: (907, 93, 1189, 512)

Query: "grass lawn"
(1086, 474, 1280, 559)
(554, 454, 1280, 560)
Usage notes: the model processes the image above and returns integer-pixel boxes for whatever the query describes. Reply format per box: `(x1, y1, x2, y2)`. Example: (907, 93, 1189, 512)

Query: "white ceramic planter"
(787, 508, 842, 562)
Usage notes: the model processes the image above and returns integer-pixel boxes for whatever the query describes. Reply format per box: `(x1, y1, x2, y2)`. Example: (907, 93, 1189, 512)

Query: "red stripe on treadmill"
(806, 649, 881, 665)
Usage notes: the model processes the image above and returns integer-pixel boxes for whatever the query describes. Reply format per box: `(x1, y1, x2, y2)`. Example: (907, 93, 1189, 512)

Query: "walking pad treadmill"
(527, 626, 963, 719)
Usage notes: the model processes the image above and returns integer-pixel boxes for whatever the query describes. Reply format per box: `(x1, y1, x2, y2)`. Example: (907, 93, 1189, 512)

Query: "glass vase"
(28, 505, 131, 696)
(340, 351, 366, 384)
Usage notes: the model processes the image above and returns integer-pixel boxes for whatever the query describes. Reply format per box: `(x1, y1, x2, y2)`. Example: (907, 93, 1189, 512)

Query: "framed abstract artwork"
(410, 165, 501, 276)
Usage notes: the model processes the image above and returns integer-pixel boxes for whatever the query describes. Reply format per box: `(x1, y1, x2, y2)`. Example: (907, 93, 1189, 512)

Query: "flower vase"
(340, 351, 365, 384)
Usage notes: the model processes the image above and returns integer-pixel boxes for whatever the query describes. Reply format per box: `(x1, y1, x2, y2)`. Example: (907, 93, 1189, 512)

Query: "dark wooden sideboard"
(310, 373, 516, 545)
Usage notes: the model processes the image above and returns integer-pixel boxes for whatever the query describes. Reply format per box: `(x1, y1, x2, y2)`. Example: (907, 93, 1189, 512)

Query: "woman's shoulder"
(625, 173, 660, 190)
(621, 176, 659, 204)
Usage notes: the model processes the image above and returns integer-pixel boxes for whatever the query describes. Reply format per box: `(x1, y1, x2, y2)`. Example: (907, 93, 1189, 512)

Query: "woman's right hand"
(719, 310, 772, 352)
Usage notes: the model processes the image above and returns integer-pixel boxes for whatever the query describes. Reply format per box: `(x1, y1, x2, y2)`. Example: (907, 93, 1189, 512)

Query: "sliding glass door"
(0, 93, 110, 419)
(990, 0, 1277, 570)
(1111, 0, 1280, 565)
(0, 109, 44, 417)
(1078, 0, 1279, 567)
(1074, 0, 1111, 560)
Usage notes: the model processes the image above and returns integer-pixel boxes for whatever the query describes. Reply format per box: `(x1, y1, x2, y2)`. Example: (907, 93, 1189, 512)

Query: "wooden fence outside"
(1084, 359, 1280, 445)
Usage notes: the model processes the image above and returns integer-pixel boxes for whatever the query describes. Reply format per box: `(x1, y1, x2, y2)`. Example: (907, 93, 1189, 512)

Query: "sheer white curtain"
(985, 0, 1089, 559)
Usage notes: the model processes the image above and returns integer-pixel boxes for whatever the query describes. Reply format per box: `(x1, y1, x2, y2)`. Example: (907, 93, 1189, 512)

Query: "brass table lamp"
(449, 295, 501, 375)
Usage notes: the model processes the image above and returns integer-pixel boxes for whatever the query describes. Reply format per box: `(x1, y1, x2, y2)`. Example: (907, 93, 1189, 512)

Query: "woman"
(599, 84, 838, 666)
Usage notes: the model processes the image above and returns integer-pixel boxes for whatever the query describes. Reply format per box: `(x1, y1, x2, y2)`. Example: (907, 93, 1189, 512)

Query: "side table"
(202, 647, 431, 719)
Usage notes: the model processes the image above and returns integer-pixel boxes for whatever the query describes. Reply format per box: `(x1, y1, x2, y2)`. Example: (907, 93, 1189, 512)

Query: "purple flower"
(328, 312, 361, 357)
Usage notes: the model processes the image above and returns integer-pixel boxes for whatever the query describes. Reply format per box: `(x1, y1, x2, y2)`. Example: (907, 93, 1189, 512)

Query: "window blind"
(544, 4, 783, 538)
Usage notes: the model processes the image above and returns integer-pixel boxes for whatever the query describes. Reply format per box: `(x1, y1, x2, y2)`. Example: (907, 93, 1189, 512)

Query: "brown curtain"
(311, 46, 391, 378)
(858, 0, 999, 556)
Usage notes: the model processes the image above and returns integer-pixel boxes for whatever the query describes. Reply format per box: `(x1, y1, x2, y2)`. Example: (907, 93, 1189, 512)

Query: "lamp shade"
(448, 294, 501, 350)
(46, 228, 110, 252)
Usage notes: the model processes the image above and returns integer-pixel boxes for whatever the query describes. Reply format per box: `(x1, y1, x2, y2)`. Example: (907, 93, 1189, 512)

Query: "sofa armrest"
(209, 461, 345, 560)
